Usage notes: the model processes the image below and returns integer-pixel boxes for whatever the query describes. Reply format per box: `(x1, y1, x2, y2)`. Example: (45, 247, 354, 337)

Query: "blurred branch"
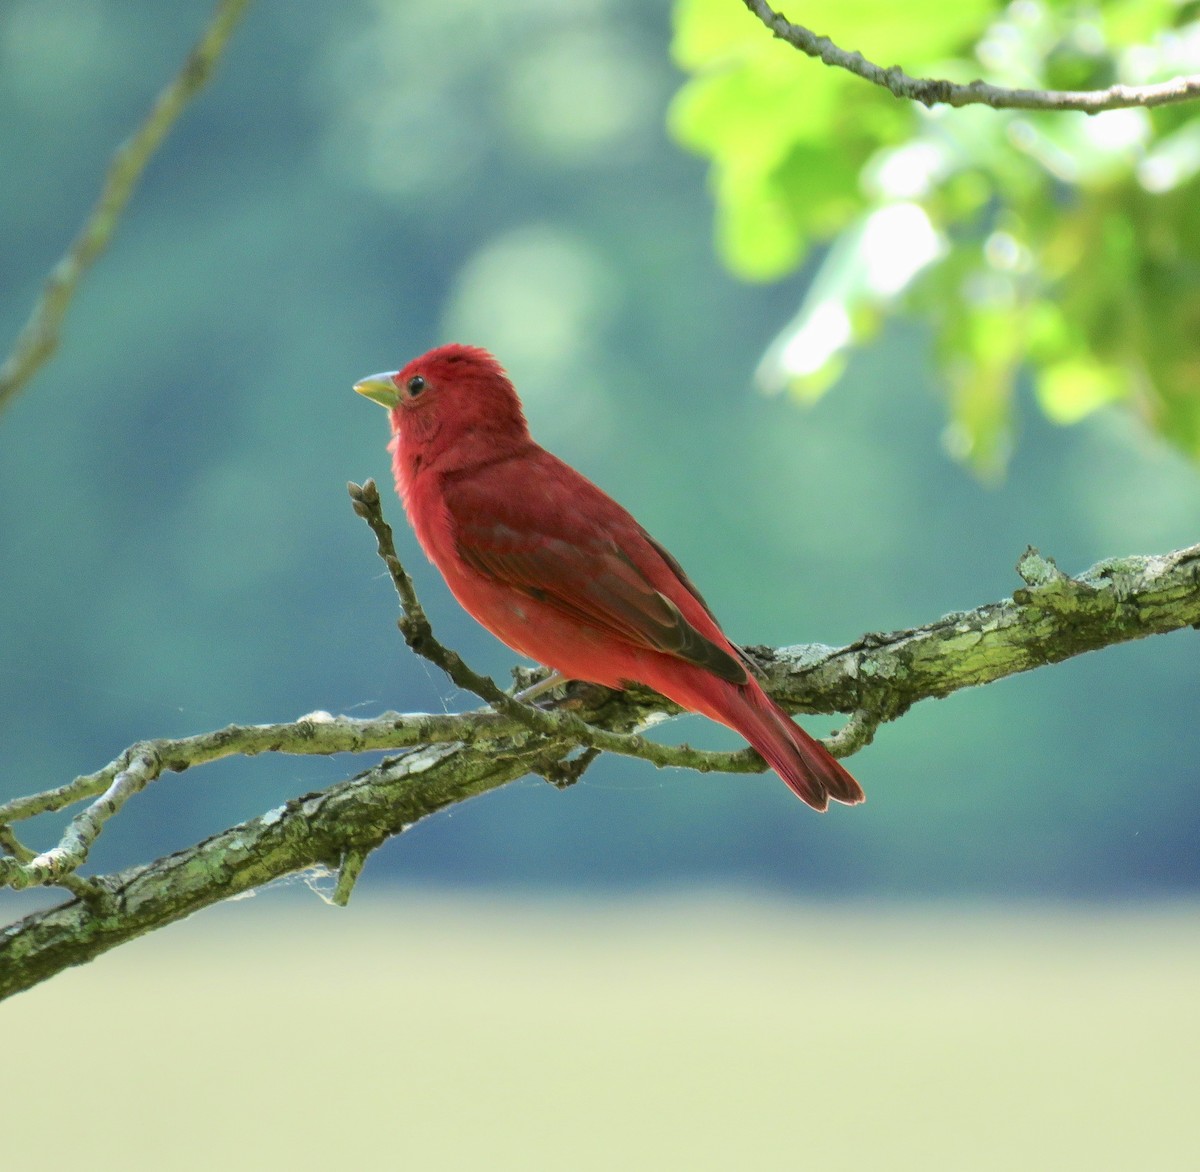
(0, 0, 253, 417)
(3, 535, 1198, 999)
(743, 0, 1200, 112)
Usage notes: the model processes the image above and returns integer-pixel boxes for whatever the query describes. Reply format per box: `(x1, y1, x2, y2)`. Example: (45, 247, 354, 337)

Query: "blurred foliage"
(671, 0, 1200, 477)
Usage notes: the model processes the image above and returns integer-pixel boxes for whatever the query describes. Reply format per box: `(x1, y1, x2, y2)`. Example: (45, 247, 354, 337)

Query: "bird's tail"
(711, 680, 865, 812)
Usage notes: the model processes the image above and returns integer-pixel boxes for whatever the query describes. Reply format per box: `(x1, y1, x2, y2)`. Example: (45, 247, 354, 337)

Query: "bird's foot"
(513, 669, 569, 704)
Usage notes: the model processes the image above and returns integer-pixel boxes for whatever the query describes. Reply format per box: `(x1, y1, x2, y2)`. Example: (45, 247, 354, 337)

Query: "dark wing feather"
(641, 527, 758, 678)
(452, 515, 748, 686)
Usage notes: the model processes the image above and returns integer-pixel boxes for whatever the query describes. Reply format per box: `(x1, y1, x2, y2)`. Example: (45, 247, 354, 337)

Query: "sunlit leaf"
(758, 203, 945, 392)
(1036, 357, 1129, 423)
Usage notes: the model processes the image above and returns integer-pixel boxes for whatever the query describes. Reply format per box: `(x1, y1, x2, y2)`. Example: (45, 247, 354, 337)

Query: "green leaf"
(1036, 357, 1129, 423)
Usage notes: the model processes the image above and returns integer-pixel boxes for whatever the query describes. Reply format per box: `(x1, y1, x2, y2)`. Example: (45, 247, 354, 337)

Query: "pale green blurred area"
(8, 897, 1200, 1168)
(0, 0, 1198, 905)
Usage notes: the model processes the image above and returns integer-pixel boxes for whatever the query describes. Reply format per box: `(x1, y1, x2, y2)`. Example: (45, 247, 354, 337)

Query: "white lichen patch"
(785, 643, 839, 668)
(634, 711, 671, 731)
(402, 742, 461, 775)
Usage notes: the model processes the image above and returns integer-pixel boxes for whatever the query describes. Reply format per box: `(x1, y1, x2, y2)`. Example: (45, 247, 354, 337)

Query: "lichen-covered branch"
(742, 0, 1200, 113)
(0, 0, 253, 415)
(758, 545, 1200, 721)
(2, 537, 1197, 1000)
(0, 710, 500, 888)
(0, 733, 563, 1001)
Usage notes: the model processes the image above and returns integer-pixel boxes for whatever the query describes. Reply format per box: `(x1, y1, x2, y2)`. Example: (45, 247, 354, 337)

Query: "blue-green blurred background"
(2, 0, 1198, 898)
(4, 5, 1200, 1165)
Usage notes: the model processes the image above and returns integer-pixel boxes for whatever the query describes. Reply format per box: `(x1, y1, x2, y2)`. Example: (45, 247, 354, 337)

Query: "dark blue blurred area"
(2, 0, 1198, 900)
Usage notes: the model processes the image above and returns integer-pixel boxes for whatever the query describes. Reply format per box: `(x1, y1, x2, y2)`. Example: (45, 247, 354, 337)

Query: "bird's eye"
(407, 375, 426, 396)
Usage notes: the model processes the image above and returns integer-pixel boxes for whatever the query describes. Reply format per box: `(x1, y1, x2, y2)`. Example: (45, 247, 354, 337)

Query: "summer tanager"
(355, 344, 863, 811)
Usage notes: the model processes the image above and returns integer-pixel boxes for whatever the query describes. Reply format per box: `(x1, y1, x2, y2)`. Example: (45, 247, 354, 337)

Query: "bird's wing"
(443, 465, 748, 685)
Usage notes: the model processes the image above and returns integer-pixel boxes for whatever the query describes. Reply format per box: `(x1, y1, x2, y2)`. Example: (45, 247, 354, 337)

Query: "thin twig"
(538, 747, 603, 790)
(332, 848, 369, 907)
(0, 0, 254, 415)
(0, 709, 480, 827)
(823, 710, 880, 758)
(0, 709, 501, 889)
(0, 824, 107, 903)
(10, 746, 161, 887)
(742, 0, 1200, 113)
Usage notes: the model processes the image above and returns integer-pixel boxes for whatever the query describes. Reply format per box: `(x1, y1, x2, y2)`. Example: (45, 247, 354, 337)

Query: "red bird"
(355, 344, 864, 811)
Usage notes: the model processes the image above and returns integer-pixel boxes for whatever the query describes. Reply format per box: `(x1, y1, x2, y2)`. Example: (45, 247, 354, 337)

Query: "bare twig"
(13, 745, 160, 887)
(0, 825, 106, 904)
(823, 710, 880, 758)
(332, 847, 369, 907)
(0, 708, 482, 828)
(742, 0, 1200, 113)
(0, 0, 254, 415)
(0, 709, 512, 891)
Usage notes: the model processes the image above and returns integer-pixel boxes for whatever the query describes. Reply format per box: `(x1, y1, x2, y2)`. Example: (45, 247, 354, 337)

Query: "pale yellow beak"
(353, 371, 401, 409)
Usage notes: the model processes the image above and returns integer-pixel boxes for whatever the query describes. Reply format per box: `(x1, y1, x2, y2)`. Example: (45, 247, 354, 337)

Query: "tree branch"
(2, 501, 1197, 998)
(757, 545, 1200, 722)
(742, 0, 1200, 113)
(0, 735, 557, 1001)
(0, 0, 253, 416)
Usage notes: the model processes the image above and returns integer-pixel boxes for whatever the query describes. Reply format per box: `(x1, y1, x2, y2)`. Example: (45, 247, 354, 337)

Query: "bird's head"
(354, 344, 529, 452)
